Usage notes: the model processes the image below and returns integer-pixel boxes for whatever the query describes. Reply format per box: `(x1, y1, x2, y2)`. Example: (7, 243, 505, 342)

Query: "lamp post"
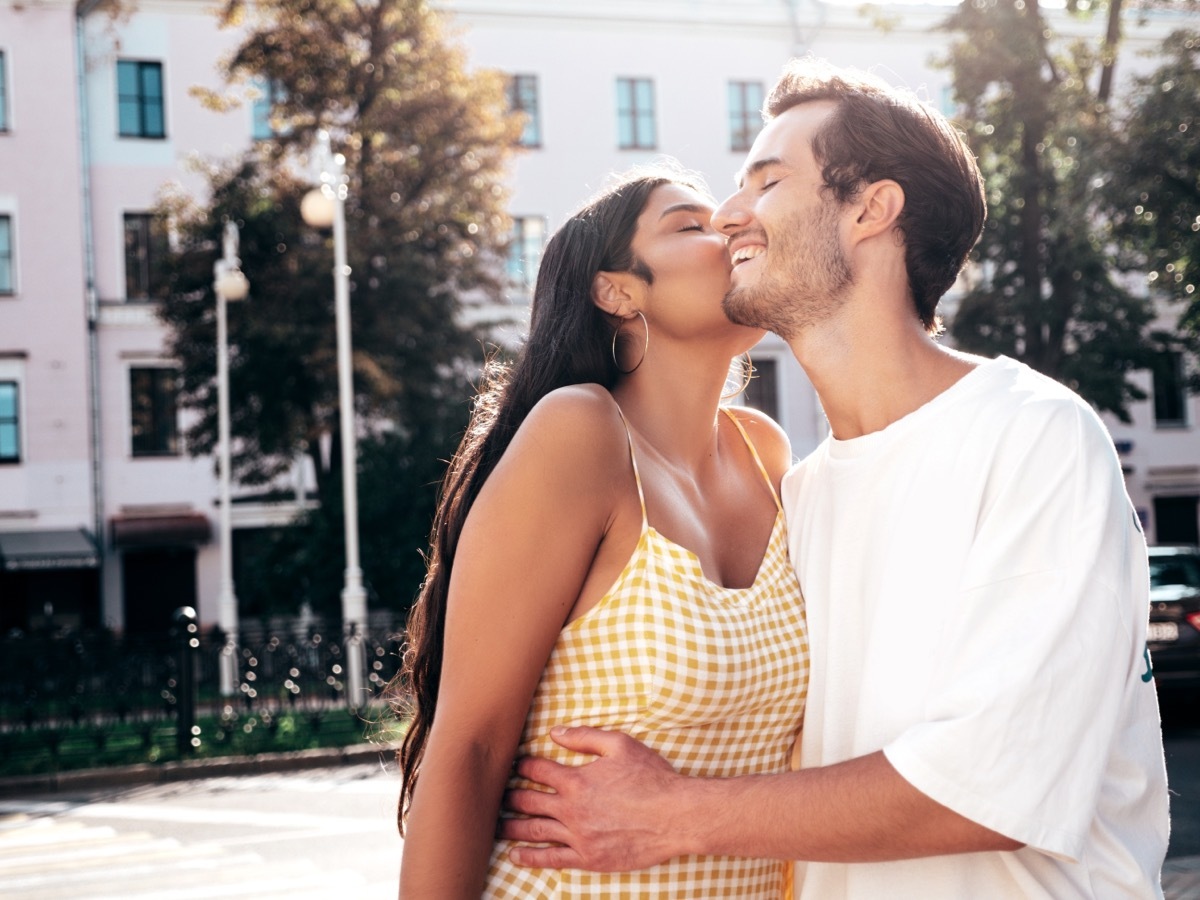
(213, 221, 249, 697)
(301, 130, 368, 710)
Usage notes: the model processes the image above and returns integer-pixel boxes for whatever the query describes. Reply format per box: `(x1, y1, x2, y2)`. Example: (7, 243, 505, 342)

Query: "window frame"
(940, 84, 959, 119)
(1152, 350, 1189, 428)
(727, 80, 764, 153)
(616, 77, 656, 150)
(251, 77, 287, 141)
(0, 214, 13, 295)
(123, 212, 170, 301)
(0, 50, 9, 134)
(117, 59, 166, 139)
(129, 365, 181, 458)
(0, 379, 20, 464)
(739, 356, 780, 420)
(1152, 496, 1200, 546)
(506, 215, 547, 297)
(507, 73, 541, 148)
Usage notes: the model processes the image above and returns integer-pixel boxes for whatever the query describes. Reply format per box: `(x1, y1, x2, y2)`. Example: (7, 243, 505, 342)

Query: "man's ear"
(592, 271, 640, 318)
(852, 179, 905, 240)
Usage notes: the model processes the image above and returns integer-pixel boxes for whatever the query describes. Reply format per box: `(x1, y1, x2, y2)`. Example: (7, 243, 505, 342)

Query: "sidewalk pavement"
(2, 747, 1197, 898)
(0, 741, 401, 798)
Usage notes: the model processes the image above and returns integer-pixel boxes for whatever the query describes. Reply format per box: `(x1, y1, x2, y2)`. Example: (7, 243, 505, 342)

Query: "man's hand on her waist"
(499, 726, 688, 871)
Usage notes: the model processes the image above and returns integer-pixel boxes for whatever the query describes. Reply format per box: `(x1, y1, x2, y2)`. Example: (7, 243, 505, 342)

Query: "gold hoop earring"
(612, 310, 649, 375)
(721, 352, 754, 401)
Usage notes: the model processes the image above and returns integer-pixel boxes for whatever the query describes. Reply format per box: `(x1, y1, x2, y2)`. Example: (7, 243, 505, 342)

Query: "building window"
(1154, 495, 1200, 546)
(740, 357, 779, 419)
(507, 216, 547, 296)
(130, 367, 179, 457)
(1152, 351, 1187, 427)
(0, 215, 12, 294)
(940, 84, 958, 118)
(507, 74, 541, 147)
(124, 213, 170, 300)
(0, 51, 8, 132)
(117, 60, 165, 139)
(251, 77, 286, 141)
(728, 81, 764, 152)
(0, 381, 19, 463)
(616, 77, 656, 150)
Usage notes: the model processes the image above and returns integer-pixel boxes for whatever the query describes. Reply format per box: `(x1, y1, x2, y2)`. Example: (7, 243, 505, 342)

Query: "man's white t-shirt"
(783, 356, 1169, 899)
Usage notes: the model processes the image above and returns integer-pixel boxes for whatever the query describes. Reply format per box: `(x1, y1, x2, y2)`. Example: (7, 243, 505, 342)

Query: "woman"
(393, 166, 809, 898)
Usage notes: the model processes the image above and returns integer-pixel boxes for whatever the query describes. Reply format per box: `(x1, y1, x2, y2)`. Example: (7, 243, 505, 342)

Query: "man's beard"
(722, 200, 852, 341)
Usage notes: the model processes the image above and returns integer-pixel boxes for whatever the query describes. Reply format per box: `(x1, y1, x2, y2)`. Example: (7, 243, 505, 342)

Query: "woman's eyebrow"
(658, 203, 710, 220)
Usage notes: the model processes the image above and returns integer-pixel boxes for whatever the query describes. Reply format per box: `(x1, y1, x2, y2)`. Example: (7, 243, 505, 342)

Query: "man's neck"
(788, 312, 983, 441)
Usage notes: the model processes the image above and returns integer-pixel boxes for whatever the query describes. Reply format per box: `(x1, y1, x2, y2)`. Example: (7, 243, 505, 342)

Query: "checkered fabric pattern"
(485, 409, 810, 899)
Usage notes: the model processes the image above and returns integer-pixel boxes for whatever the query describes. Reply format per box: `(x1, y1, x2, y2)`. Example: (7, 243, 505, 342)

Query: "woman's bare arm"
(398, 388, 631, 898)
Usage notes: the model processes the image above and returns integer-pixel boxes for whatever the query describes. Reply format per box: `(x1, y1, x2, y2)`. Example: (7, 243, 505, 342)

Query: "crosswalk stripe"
(0, 820, 104, 849)
(86, 872, 376, 900)
(67, 800, 377, 832)
(0, 851, 265, 891)
(0, 835, 187, 873)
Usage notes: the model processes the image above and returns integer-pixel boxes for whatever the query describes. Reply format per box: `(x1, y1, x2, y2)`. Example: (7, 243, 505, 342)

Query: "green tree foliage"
(943, 0, 1160, 419)
(1106, 29, 1200, 358)
(232, 413, 469, 623)
(158, 0, 521, 620)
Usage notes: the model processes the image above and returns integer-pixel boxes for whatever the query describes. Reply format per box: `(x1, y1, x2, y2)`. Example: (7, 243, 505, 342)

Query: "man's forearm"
(504, 729, 1023, 871)
(672, 751, 1022, 862)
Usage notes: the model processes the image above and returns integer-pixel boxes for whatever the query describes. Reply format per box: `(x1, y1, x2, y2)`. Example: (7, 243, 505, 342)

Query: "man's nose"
(712, 194, 749, 236)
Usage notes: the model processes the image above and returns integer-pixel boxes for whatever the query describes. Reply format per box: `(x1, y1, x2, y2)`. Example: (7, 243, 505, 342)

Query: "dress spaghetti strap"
(611, 402, 649, 530)
(720, 407, 784, 514)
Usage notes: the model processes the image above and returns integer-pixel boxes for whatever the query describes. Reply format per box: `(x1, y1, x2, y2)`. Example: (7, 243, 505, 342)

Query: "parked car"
(1147, 545, 1200, 689)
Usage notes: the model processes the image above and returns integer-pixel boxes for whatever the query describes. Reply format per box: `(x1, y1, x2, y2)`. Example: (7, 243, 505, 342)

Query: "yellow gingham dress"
(486, 406, 810, 899)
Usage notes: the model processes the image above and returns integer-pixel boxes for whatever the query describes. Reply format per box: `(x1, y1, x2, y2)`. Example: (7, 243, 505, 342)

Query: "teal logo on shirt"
(1141, 646, 1154, 683)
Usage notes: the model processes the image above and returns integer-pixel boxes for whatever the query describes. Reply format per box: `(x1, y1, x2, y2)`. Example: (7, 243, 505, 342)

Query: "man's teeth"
(732, 246, 765, 263)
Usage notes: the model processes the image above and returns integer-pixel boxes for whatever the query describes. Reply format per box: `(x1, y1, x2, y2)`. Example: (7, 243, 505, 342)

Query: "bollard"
(173, 606, 200, 757)
(345, 623, 367, 712)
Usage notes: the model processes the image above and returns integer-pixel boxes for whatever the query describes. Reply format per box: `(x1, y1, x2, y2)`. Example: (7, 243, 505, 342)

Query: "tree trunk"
(308, 431, 340, 512)
(1097, 0, 1124, 106)
(1016, 0, 1049, 366)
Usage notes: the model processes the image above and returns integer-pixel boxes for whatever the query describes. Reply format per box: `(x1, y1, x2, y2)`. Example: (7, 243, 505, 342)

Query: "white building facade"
(0, 0, 99, 633)
(0, 0, 1195, 633)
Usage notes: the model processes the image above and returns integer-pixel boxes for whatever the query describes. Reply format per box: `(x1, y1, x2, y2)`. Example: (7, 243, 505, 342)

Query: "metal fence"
(0, 611, 408, 777)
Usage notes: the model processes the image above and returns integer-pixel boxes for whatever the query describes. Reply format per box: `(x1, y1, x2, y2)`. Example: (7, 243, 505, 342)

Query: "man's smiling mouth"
(731, 245, 765, 266)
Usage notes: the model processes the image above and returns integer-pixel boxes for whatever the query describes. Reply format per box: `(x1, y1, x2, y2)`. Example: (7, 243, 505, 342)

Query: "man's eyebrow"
(658, 202, 709, 220)
(735, 156, 784, 189)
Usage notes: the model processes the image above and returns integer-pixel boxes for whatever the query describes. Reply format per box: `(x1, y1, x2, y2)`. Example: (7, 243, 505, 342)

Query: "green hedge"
(0, 707, 407, 778)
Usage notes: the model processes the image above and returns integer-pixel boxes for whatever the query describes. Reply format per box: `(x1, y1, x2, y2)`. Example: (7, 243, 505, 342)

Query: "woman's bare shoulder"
(529, 382, 619, 420)
(726, 405, 794, 483)
(506, 384, 628, 478)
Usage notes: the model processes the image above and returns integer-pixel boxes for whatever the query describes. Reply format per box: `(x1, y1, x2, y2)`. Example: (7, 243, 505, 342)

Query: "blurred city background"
(0, 0, 1198, 894)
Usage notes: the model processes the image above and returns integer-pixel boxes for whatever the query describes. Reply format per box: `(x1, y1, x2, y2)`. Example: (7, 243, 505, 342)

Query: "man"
(500, 59, 1170, 897)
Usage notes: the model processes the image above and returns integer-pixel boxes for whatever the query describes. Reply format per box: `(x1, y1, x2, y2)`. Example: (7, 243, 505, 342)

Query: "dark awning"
(0, 529, 100, 572)
(111, 513, 211, 549)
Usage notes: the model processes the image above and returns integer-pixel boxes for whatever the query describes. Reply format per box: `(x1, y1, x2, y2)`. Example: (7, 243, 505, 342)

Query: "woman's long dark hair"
(392, 167, 707, 832)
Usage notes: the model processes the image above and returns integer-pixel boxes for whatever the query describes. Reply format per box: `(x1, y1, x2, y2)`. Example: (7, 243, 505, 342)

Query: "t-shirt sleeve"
(882, 398, 1148, 861)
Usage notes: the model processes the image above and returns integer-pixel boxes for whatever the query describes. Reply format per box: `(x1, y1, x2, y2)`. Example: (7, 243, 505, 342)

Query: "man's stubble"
(722, 198, 852, 341)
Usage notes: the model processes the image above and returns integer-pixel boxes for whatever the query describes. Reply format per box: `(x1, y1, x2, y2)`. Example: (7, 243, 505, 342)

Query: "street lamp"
(301, 130, 368, 710)
(213, 220, 249, 698)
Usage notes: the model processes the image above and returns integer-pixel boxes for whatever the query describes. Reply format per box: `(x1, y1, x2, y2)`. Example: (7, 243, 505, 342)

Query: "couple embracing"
(392, 59, 1169, 899)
